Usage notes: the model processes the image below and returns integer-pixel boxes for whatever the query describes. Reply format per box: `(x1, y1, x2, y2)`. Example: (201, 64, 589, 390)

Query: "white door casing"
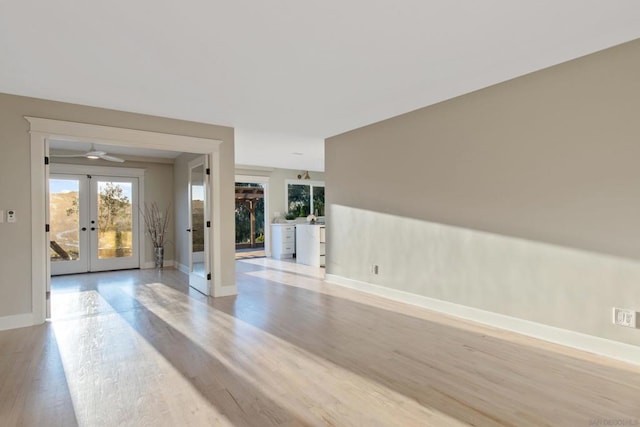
(28, 117, 235, 324)
(44, 140, 51, 317)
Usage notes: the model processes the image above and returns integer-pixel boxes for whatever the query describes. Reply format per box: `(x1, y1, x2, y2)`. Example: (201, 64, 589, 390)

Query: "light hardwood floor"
(1, 259, 639, 426)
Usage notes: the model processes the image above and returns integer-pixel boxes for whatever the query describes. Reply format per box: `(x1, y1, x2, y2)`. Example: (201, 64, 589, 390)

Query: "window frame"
(285, 179, 325, 217)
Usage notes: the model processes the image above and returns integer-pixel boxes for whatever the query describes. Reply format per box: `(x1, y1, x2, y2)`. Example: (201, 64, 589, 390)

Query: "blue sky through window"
(98, 181, 132, 201)
(50, 179, 78, 194)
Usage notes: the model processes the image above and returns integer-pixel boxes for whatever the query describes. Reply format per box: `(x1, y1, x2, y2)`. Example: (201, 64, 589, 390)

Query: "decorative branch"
(141, 202, 171, 248)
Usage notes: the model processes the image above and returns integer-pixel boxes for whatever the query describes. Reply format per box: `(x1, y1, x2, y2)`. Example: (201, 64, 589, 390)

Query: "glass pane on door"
(187, 156, 209, 295)
(97, 181, 133, 259)
(191, 165, 206, 277)
(49, 178, 81, 263)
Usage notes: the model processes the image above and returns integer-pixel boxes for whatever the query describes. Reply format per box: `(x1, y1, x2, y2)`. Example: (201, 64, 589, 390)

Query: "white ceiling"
(2, 1, 640, 171)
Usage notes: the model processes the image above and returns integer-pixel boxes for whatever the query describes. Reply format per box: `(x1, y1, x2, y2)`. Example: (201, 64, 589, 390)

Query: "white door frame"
(235, 174, 270, 257)
(27, 117, 235, 324)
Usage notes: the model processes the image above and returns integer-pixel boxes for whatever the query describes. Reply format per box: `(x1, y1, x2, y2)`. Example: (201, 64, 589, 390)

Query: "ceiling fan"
(50, 145, 125, 163)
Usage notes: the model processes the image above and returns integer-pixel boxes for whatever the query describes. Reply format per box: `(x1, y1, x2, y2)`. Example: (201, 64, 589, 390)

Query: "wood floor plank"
(0, 260, 638, 426)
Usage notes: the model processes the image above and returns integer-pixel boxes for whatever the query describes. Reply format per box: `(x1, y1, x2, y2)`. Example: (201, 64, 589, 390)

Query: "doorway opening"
(235, 175, 269, 260)
(28, 117, 233, 324)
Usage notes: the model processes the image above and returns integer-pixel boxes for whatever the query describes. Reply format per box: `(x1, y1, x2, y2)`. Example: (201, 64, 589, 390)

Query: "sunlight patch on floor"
(51, 290, 234, 426)
(240, 257, 325, 279)
(134, 281, 465, 426)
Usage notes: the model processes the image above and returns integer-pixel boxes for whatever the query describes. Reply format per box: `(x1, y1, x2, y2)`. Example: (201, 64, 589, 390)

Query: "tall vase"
(154, 247, 164, 269)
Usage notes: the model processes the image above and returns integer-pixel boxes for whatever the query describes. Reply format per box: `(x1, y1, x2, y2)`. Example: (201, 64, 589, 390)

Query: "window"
(286, 180, 324, 218)
(312, 186, 324, 216)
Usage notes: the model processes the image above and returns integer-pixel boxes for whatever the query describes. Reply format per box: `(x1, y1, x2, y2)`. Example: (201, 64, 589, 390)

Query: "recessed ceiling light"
(291, 152, 303, 156)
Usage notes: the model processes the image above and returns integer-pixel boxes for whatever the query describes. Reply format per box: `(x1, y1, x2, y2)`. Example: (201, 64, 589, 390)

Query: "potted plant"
(141, 202, 171, 268)
(284, 211, 297, 223)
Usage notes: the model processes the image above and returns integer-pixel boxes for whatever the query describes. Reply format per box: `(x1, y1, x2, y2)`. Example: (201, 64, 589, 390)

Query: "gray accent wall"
(325, 39, 640, 346)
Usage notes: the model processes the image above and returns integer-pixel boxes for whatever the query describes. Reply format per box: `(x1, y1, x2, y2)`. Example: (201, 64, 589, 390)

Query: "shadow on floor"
(0, 323, 79, 426)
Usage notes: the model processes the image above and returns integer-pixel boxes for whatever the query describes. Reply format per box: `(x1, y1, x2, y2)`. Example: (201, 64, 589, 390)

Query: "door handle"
(186, 228, 191, 232)
(91, 227, 96, 231)
(81, 227, 87, 231)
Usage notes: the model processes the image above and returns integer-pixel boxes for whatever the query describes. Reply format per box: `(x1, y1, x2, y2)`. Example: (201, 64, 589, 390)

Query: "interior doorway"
(28, 117, 234, 324)
(235, 175, 269, 260)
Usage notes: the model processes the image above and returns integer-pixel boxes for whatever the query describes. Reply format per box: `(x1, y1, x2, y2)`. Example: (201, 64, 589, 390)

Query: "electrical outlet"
(371, 264, 379, 275)
(612, 308, 636, 328)
(6, 209, 15, 223)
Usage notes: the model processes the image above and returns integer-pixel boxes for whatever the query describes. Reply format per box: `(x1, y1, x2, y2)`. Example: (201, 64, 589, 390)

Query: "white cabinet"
(271, 224, 296, 259)
(295, 224, 325, 267)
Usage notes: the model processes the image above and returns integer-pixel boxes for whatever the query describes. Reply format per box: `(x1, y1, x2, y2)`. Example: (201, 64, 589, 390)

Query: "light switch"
(0, 210, 4, 223)
(7, 210, 16, 223)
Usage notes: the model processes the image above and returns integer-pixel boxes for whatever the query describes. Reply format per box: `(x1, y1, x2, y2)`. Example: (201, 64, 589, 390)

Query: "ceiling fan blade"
(50, 146, 124, 162)
(50, 153, 86, 158)
(85, 150, 107, 157)
(99, 154, 125, 163)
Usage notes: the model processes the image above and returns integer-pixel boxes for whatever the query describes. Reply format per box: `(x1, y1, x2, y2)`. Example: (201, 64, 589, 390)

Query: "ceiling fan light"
(86, 154, 100, 159)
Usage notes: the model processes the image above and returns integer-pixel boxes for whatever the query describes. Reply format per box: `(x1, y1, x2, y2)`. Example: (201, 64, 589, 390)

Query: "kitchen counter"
(295, 224, 325, 267)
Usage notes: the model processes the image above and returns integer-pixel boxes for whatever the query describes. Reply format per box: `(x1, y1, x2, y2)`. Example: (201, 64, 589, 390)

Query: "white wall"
(329, 206, 640, 345)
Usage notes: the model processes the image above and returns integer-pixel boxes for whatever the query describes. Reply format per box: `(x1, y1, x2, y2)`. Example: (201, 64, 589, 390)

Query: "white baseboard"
(0, 313, 35, 331)
(141, 259, 175, 269)
(213, 285, 238, 297)
(175, 264, 236, 296)
(325, 274, 640, 367)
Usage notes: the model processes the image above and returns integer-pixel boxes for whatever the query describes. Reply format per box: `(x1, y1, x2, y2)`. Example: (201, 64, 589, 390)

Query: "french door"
(49, 174, 139, 275)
